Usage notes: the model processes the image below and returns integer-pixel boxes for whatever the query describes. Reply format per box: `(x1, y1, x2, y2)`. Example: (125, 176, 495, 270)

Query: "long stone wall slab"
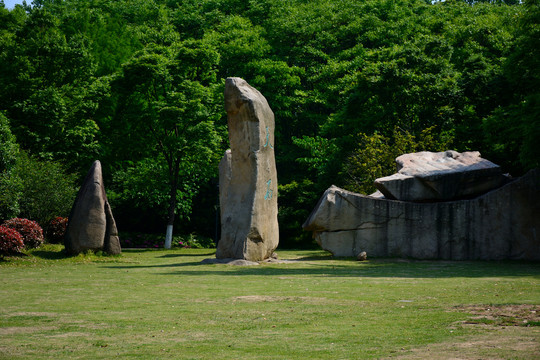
(303, 169, 539, 260)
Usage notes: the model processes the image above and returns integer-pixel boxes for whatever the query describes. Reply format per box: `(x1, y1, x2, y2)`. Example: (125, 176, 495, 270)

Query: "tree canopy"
(0, 0, 537, 247)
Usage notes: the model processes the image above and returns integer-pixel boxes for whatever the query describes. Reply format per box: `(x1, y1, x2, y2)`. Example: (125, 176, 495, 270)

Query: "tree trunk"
(164, 159, 180, 249)
(164, 199, 175, 249)
(165, 224, 173, 249)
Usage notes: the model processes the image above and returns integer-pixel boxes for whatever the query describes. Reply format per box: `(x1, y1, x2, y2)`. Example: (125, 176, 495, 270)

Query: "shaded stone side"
(64, 160, 121, 255)
(303, 170, 540, 260)
(103, 200, 121, 255)
(216, 77, 279, 261)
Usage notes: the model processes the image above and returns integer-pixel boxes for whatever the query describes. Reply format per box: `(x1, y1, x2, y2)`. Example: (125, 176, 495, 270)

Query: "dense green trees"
(0, 113, 20, 220)
(0, 0, 537, 247)
(108, 40, 223, 247)
(0, 112, 76, 226)
(483, 0, 540, 171)
(0, 5, 102, 173)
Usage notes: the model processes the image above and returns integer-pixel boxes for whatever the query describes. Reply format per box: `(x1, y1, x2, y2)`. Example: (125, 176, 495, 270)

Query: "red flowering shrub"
(0, 225, 24, 256)
(2, 218, 44, 249)
(47, 217, 68, 244)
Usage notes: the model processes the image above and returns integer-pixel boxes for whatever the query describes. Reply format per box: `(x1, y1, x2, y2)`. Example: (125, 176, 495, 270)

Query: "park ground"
(1, 246, 539, 359)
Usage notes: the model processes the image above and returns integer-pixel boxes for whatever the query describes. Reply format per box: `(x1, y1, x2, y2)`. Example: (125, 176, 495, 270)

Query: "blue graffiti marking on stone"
(263, 126, 273, 149)
(264, 179, 273, 200)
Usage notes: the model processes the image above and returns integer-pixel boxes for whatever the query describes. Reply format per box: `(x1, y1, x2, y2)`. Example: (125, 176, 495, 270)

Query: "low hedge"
(2, 218, 44, 249)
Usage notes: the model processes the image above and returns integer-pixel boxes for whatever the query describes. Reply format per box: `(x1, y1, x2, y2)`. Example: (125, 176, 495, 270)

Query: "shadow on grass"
(291, 253, 335, 261)
(24, 244, 540, 279)
(120, 249, 216, 257)
(31, 249, 68, 260)
(0, 252, 28, 262)
(25, 247, 216, 261)
(157, 252, 216, 258)
(101, 261, 206, 270)
(31, 247, 123, 260)
(102, 257, 540, 279)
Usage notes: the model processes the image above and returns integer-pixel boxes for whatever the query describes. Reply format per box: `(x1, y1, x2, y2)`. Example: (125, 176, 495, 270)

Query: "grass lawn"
(1, 245, 539, 359)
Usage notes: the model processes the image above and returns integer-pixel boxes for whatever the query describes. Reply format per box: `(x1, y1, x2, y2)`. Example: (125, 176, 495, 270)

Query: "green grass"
(1, 245, 539, 359)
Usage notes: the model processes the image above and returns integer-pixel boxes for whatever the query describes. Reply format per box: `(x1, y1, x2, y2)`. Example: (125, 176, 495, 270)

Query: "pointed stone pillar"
(64, 160, 121, 255)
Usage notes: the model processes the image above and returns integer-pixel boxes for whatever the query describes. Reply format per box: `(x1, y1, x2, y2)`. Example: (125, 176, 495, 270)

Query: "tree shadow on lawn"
(102, 258, 540, 279)
(30, 249, 71, 260)
(28, 248, 215, 260)
(30, 248, 124, 260)
(121, 249, 216, 256)
(156, 252, 216, 258)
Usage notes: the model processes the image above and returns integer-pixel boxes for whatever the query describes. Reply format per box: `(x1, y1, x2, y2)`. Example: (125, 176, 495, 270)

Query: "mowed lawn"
(1, 245, 539, 359)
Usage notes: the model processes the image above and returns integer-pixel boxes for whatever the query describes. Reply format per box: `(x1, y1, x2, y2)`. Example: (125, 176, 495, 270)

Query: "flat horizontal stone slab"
(374, 151, 506, 201)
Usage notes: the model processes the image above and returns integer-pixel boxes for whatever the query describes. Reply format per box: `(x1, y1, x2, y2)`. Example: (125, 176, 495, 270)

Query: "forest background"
(0, 0, 538, 249)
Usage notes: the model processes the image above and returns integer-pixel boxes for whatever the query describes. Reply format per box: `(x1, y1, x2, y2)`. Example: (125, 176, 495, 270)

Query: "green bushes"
(342, 127, 453, 194)
(0, 113, 18, 173)
(173, 233, 215, 249)
(1, 113, 76, 240)
(0, 225, 24, 256)
(2, 218, 44, 249)
(0, 113, 21, 221)
(120, 232, 215, 249)
(1, 142, 77, 228)
(12, 153, 77, 227)
(0, 150, 76, 246)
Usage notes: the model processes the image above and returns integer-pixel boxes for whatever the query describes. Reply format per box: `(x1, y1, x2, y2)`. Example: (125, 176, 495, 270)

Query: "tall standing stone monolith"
(64, 160, 121, 255)
(216, 77, 279, 261)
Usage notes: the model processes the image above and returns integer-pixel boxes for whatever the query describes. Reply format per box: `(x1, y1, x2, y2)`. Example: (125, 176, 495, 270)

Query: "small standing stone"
(64, 160, 121, 255)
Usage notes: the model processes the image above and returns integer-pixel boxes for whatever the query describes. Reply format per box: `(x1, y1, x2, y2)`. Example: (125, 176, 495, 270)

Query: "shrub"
(12, 152, 77, 226)
(0, 112, 21, 221)
(3, 218, 44, 249)
(173, 233, 215, 249)
(119, 232, 215, 249)
(46, 217, 68, 244)
(0, 225, 24, 256)
(343, 127, 453, 194)
(120, 232, 163, 248)
(0, 113, 19, 173)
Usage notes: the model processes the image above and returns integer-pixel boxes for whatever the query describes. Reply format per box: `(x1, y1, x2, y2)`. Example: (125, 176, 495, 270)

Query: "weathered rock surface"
(374, 150, 506, 201)
(216, 77, 279, 261)
(357, 251, 367, 261)
(303, 169, 540, 260)
(64, 160, 121, 255)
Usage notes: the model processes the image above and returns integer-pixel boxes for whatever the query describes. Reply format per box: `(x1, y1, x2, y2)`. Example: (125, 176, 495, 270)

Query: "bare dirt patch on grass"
(233, 295, 320, 303)
(0, 312, 59, 335)
(7, 312, 58, 317)
(232, 295, 364, 306)
(392, 304, 540, 359)
(0, 325, 58, 335)
(393, 327, 539, 360)
(47, 331, 93, 338)
(456, 304, 540, 327)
